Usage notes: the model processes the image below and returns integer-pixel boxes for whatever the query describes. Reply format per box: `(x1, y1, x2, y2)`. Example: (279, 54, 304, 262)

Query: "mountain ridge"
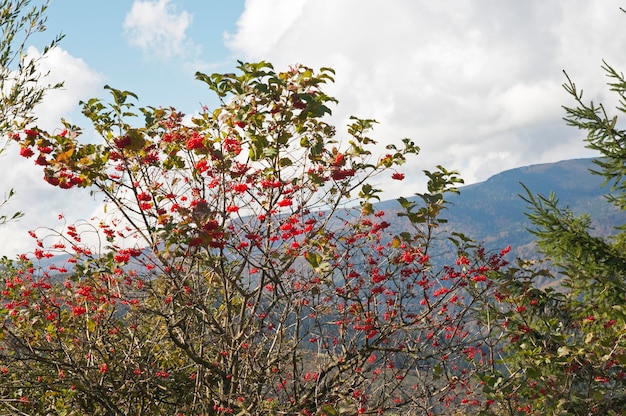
(30, 158, 623, 269)
(378, 157, 624, 258)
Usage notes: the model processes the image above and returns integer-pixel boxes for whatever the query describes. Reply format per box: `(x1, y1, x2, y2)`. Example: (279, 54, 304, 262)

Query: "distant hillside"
(376, 158, 626, 259)
(32, 159, 625, 271)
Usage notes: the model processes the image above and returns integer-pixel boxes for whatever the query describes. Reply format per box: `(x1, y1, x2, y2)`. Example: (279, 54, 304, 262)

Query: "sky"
(2, 0, 626, 257)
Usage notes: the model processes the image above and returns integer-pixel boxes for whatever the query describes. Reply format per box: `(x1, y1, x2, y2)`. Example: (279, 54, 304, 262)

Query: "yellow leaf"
(55, 146, 75, 164)
(126, 129, 146, 150)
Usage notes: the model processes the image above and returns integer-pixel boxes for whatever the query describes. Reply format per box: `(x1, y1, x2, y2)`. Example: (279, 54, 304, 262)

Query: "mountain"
(377, 158, 626, 259)
(31, 158, 625, 272)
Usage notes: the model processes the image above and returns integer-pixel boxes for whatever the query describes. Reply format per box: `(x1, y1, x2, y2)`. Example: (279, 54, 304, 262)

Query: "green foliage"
(397, 165, 463, 228)
(0, 188, 22, 223)
(0, 0, 63, 226)
(563, 65, 626, 212)
(476, 62, 626, 415)
(0, 0, 63, 139)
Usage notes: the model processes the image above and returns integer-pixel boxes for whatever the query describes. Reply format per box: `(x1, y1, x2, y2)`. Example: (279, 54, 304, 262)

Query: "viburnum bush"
(1, 62, 509, 415)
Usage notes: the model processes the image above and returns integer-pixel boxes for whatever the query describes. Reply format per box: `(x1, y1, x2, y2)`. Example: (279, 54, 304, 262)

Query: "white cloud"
(0, 47, 102, 257)
(123, 0, 198, 61)
(26, 46, 103, 129)
(224, 0, 306, 58)
(226, 0, 626, 197)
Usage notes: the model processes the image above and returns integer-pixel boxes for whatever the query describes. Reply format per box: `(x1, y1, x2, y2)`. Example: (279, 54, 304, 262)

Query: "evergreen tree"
(479, 62, 626, 415)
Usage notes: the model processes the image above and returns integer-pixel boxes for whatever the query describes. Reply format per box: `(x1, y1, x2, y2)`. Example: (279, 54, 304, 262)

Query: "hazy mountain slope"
(377, 158, 626, 258)
(31, 158, 625, 271)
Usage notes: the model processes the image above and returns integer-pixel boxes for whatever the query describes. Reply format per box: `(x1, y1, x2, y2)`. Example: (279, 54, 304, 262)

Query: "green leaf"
(320, 405, 338, 415)
(305, 252, 321, 268)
